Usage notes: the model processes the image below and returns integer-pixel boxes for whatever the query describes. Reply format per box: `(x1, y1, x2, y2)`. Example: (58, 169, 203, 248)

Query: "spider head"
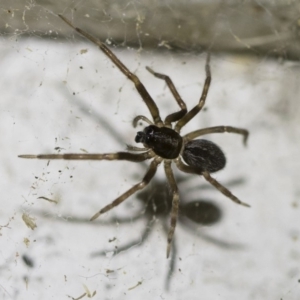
(135, 125, 182, 159)
(135, 125, 155, 144)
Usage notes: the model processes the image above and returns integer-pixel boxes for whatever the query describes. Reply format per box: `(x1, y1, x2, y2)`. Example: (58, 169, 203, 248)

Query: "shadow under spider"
(35, 176, 245, 290)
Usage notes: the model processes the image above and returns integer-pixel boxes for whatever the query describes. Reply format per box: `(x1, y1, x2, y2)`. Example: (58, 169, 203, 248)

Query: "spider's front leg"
(201, 171, 250, 207)
(58, 14, 163, 126)
(145, 66, 187, 126)
(183, 126, 249, 146)
(175, 53, 211, 132)
(18, 151, 153, 161)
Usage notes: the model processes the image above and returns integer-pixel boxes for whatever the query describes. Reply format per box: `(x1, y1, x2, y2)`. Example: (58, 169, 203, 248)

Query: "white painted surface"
(1, 36, 300, 299)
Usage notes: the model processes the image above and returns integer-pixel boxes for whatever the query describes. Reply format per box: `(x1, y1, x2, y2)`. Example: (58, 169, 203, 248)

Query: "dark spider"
(19, 14, 250, 258)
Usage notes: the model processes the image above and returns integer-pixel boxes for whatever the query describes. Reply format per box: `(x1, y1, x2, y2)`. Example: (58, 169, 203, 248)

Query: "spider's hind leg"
(175, 158, 250, 208)
(202, 171, 250, 207)
(58, 14, 163, 126)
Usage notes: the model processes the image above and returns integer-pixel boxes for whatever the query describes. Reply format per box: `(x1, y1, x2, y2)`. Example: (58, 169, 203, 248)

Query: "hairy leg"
(90, 157, 163, 221)
(58, 14, 163, 126)
(146, 66, 187, 126)
(184, 126, 249, 145)
(175, 53, 211, 132)
(164, 161, 180, 258)
(175, 158, 250, 207)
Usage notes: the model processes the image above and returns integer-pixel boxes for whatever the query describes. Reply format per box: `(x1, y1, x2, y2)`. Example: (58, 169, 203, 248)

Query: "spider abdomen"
(182, 139, 226, 173)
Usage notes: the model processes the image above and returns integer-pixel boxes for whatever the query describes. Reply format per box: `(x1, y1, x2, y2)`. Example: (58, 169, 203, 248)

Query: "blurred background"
(1, 1, 300, 299)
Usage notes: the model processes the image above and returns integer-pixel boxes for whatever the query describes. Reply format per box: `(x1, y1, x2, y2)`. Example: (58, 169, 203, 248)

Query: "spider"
(19, 14, 250, 258)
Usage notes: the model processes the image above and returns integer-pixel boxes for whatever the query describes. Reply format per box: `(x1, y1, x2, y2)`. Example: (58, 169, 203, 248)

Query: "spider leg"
(183, 126, 249, 146)
(90, 157, 162, 221)
(132, 115, 153, 128)
(202, 171, 250, 207)
(19, 151, 153, 161)
(175, 53, 211, 132)
(145, 66, 187, 126)
(58, 15, 163, 126)
(175, 158, 250, 207)
(164, 161, 180, 258)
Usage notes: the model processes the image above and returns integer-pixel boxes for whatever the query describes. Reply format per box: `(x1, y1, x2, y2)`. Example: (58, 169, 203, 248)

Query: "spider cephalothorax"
(135, 125, 183, 159)
(19, 14, 250, 258)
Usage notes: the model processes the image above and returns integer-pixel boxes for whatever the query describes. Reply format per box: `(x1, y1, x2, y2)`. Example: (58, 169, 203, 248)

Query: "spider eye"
(135, 131, 145, 143)
(135, 125, 156, 145)
(144, 125, 155, 136)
